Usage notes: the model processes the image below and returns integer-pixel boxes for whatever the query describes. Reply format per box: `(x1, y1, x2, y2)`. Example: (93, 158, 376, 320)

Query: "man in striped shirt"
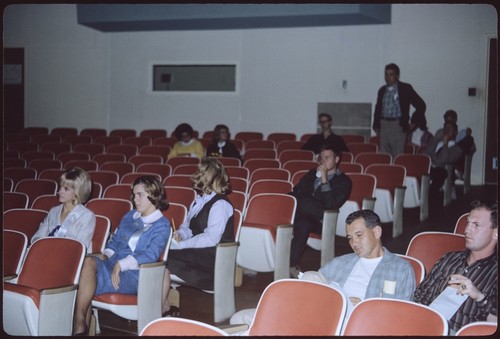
(413, 200, 497, 334)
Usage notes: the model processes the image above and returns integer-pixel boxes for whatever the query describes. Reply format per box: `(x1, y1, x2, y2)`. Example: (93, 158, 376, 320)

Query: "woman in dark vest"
(162, 157, 234, 316)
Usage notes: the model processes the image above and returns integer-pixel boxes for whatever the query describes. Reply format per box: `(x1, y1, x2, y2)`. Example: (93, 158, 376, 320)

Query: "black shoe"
(290, 265, 301, 279)
(162, 306, 180, 317)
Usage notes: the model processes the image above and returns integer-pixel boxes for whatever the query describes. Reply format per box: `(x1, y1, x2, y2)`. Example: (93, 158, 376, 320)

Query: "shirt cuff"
(103, 248, 115, 258)
(118, 255, 139, 271)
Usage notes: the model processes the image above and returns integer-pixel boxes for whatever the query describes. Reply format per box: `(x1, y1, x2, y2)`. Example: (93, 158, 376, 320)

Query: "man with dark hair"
(302, 113, 349, 154)
(373, 63, 426, 157)
(230, 209, 415, 329)
(426, 120, 463, 195)
(316, 209, 416, 306)
(434, 109, 476, 180)
(414, 200, 497, 334)
(289, 143, 352, 277)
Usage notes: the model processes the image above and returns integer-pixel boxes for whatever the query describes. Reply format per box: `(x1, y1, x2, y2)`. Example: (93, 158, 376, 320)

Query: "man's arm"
(408, 85, 426, 128)
(373, 86, 385, 133)
(320, 174, 352, 210)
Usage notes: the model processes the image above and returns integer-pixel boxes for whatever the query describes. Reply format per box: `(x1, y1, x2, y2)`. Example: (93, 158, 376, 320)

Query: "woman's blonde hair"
(191, 157, 230, 195)
(59, 167, 92, 204)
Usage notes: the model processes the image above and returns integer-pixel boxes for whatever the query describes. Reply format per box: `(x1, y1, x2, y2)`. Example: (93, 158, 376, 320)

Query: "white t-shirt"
(342, 256, 383, 301)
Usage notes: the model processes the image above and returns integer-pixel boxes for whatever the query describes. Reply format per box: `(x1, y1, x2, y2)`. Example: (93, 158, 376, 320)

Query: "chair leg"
(463, 154, 472, 194)
(392, 187, 406, 238)
(443, 164, 454, 207)
(274, 224, 293, 281)
(235, 266, 243, 287)
(320, 210, 338, 267)
(89, 314, 96, 336)
(419, 175, 430, 221)
(92, 309, 100, 335)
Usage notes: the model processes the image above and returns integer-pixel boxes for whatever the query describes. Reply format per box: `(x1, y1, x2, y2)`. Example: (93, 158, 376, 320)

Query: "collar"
(133, 209, 163, 224)
(180, 138, 195, 146)
(195, 191, 216, 204)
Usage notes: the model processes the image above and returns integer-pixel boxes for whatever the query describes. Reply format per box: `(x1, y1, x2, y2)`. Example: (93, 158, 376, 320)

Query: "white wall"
(3, 4, 497, 184)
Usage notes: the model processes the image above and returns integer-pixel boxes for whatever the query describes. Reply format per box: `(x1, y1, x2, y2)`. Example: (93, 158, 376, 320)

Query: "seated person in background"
(162, 157, 235, 316)
(302, 112, 349, 154)
(73, 176, 171, 335)
(167, 123, 205, 160)
(31, 167, 96, 253)
(426, 121, 463, 195)
(434, 109, 476, 180)
(413, 200, 497, 335)
(206, 124, 242, 161)
(406, 115, 433, 150)
(289, 143, 352, 278)
(230, 209, 415, 328)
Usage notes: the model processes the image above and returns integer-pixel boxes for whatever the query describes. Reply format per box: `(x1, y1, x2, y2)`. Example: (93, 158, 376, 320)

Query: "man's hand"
(448, 274, 484, 301)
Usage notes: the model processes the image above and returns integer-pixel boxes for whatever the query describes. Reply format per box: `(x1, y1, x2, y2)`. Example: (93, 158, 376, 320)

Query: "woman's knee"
(82, 256, 97, 273)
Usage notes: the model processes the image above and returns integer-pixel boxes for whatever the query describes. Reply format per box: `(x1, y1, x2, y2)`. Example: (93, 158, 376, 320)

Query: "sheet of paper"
(428, 286, 468, 320)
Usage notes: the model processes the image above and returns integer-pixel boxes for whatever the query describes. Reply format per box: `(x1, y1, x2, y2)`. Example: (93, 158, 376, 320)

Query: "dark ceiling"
(77, 4, 391, 32)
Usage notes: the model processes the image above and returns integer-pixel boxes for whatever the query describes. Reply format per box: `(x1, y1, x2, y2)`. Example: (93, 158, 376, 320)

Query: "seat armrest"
(38, 284, 79, 336)
(419, 174, 430, 221)
(392, 186, 406, 238)
(321, 210, 338, 266)
(136, 260, 167, 334)
(139, 261, 165, 269)
(214, 241, 239, 323)
(40, 284, 78, 295)
(274, 224, 293, 281)
(4, 274, 18, 282)
(219, 323, 249, 335)
(362, 197, 376, 210)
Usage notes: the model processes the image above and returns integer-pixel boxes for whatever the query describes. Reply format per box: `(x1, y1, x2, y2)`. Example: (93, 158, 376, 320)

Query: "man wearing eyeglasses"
(302, 113, 349, 154)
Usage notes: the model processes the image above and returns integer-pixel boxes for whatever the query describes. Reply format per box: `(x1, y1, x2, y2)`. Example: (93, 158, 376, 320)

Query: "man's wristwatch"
(475, 294, 488, 306)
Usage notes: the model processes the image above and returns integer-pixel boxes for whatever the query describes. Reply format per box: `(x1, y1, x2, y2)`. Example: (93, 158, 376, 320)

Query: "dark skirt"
(167, 246, 216, 290)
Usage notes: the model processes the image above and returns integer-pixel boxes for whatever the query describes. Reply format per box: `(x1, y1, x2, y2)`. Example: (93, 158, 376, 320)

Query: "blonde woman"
(162, 157, 235, 316)
(31, 167, 96, 253)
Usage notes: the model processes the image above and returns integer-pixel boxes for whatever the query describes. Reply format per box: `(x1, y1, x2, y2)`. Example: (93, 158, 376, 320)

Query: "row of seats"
(7, 126, 308, 144)
(1, 167, 475, 336)
(8, 127, 424, 157)
(3, 203, 239, 334)
(140, 301, 495, 336)
(4, 149, 429, 240)
(6, 232, 492, 336)
(3, 128, 473, 332)
(135, 214, 490, 336)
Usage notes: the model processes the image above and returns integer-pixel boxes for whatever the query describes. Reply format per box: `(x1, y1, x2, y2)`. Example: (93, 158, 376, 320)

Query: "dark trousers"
(290, 215, 322, 267)
(430, 166, 449, 194)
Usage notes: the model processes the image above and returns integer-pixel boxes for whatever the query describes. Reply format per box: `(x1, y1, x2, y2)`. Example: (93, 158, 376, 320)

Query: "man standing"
(413, 200, 497, 334)
(302, 113, 349, 154)
(373, 63, 426, 157)
(289, 143, 352, 277)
